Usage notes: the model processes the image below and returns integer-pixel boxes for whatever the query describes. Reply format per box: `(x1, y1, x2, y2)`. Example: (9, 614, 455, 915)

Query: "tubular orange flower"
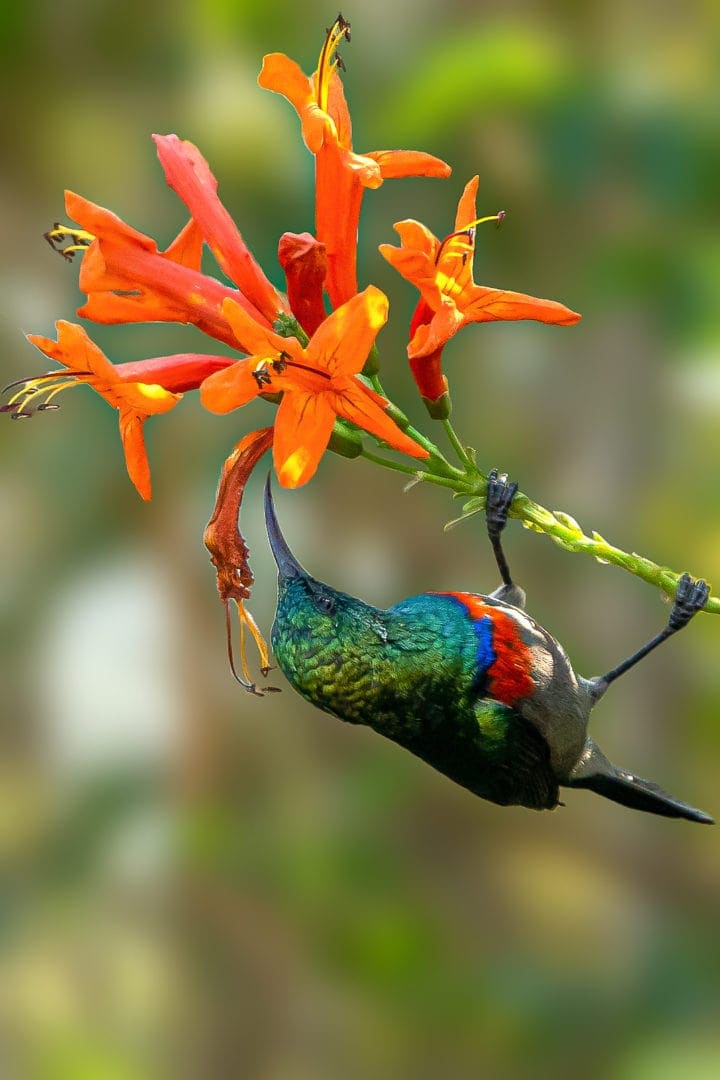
(57, 193, 257, 351)
(200, 285, 430, 487)
(379, 175, 582, 416)
(47, 135, 291, 352)
(153, 134, 286, 325)
(258, 15, 451, 310)
(9, 321, 235, 500)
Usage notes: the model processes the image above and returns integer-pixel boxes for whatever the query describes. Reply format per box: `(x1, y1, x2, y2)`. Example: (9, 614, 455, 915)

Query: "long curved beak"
(264, 475, 306, 580)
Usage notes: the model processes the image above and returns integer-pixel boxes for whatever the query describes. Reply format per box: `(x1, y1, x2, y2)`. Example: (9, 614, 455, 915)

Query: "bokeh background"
(2, 1, 720, 1077)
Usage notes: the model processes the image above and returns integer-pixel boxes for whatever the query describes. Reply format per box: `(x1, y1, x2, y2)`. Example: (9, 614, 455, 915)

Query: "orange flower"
(380, 175, 582, 415)
(153, 134, 285, 325)
(200, 285, 429, 487)
(49, 135, 290, 352)
(258, 15, 451, 309)
(9, 322, 234, 500)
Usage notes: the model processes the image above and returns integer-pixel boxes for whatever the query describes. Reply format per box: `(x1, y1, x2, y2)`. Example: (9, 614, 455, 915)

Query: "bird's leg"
(589, 573, 709, 701)
(486, 469, 526, 609)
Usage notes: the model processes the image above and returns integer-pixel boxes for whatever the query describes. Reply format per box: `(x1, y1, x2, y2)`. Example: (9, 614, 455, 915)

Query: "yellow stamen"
(434, 212, 507, 296)
(316, 14, 351, 113)
(44, 222, 95, 262)
(464, 212, 507, 230)
(42, 380, 81, 405)
(225, 599, 276, 695)
(2, 374, 80, 417)
(240, 601, 272, 676)
(238, 607, 251, 684)
(436, 211, 506, 264)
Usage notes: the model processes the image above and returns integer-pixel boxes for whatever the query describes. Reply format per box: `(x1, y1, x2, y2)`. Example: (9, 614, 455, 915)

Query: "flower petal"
(336, 147, 383, 189)
(408, 302, 464, 358)
(258, 53, 327, 153)
(222, 298, 303, 359)
(27, 322, 185, 421)
(273, 391, 337, 488)
(119, 411, 152, 500)
(454, 176, 479, 231)
(65, 190, 154, 251)
(368, 149, 452, 181)
(378, 220, 440, 288)
(153, 134, 285, 324)
(307, 286, 388, 377)
(163, 218, 205, 270)
(27, 320, 117, 381)
(111, 380, 180, 416)
(324, 70, 352, 148)
(334, 381, 429, 460)
(461, 286, 582, 326)
(199, 359, 267, 414)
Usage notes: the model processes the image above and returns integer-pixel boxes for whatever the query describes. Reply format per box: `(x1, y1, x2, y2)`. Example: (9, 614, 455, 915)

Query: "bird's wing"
(474, 698, 559, 811)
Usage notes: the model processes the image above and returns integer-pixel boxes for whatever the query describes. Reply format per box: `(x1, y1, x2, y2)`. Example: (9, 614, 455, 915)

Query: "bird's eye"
(314, 593, 336, 615)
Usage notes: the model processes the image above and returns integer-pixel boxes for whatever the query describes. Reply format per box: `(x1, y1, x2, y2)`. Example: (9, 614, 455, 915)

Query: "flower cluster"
(6, 15, 581, 690)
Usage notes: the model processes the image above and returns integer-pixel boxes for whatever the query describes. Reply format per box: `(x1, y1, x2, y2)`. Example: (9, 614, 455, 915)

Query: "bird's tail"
(565, 739, 714, 824)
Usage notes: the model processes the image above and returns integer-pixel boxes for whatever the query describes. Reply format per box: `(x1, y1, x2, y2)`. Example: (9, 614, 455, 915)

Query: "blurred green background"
(2, 1, 720, 1077)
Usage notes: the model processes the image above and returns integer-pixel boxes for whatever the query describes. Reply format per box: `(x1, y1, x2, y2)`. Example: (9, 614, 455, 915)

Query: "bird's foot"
(486, 469, 518, 536)
(668, 572, 709, 631)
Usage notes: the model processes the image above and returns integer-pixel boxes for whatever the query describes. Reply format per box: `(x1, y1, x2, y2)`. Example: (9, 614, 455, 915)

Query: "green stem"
(405, 425, 463, 477)
(359, 449, 471, 492)
(359, 366, 717, 614)
(366, 372, 463, 479)
(360, 447, 719, 615)
(442, 417, 476, 471)
(513, 491, 720, 612)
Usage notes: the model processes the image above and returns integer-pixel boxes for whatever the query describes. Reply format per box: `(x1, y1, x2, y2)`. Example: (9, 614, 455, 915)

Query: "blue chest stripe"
(441, 594, 496, 694)
(474, 613, 496, 676)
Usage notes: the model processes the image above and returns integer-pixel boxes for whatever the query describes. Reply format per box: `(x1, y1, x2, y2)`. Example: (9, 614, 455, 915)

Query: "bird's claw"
(486, 468, 519, 535)
(668, 572, 709, 631)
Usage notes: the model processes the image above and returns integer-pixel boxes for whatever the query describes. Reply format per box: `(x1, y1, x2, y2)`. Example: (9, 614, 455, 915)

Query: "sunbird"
(264, 473, 712, 823)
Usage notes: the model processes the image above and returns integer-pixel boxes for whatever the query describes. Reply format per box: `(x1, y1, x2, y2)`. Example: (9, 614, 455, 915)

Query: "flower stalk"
(347, 408, 717, 613)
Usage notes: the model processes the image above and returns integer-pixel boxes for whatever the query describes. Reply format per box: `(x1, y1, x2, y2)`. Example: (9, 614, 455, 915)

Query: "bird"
(263, 472, 713, 823)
